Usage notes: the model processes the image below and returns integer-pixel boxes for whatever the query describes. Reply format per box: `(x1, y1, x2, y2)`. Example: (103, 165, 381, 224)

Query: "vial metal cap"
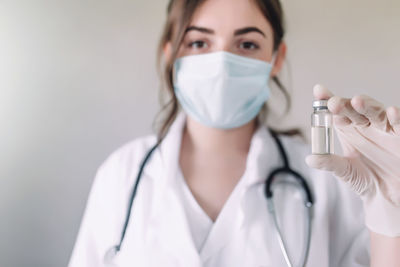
(313, 100, 328, 108)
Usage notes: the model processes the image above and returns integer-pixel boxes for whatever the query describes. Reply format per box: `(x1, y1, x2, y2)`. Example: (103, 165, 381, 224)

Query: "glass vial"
(311, 100, 334, 154)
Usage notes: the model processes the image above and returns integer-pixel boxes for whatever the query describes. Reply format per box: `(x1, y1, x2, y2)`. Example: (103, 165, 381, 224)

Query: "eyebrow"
(184, 26, 266, 38)
(234, 27, 266, 38)
(185, 26, 214, 34)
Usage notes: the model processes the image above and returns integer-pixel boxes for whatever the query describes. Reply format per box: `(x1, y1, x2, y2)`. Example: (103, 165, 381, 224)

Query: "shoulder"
(69, 134, 159, 265)
(81, 134, 159, 227)
(94, 134, 158, 188)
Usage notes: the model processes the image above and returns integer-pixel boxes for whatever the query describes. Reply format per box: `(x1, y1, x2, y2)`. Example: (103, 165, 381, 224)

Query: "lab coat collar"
(147, 112, 282, 265)
(159, 112, 186, 184)
(238, 120, 283, 234)
(142, 112, 186, 186)
(241, 119, 281, 187)
(146, 112, 203, 266)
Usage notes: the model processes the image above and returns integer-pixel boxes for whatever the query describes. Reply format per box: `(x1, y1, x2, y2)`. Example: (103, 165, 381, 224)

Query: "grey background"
(1, 0, 399, 266)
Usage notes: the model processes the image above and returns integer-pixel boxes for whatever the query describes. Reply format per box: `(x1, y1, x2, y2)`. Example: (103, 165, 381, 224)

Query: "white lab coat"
(69, 113, 370, 267)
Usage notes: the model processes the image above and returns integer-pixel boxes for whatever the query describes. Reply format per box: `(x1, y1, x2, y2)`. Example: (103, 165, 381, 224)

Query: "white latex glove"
(306, 84, 400, 237)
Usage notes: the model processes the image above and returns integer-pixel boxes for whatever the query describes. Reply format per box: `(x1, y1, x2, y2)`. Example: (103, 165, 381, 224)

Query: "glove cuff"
(362, 185, 400, 237)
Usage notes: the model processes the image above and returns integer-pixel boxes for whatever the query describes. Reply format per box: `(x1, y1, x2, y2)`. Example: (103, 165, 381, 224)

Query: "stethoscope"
(105, 128, 314, 267)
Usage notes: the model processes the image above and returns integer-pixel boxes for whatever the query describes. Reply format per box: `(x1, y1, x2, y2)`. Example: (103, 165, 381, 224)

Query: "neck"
(182, 116, 258, 156)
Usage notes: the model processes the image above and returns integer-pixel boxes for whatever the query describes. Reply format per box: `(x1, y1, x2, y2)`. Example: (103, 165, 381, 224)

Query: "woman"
(69, 0, 400, 266)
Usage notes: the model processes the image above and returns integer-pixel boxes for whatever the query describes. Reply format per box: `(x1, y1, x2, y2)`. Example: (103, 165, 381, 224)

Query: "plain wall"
(1, 0, 399, 266)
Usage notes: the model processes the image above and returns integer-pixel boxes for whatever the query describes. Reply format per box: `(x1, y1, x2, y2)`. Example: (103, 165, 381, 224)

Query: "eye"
(188, 40, 208, 49)
(239, 41, 259, 50)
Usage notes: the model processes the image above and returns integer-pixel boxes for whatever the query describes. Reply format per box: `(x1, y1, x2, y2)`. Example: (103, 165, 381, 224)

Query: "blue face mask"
(173, 51, 272, 129)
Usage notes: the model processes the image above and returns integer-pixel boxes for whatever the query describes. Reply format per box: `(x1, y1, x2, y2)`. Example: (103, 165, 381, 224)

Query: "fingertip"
(313, 84, 323, 96)
(387, 106, 400, 122)
(313, 84, 333, 100)
(350, 95, 365, 113)
(327, 96, 343, 114)
(387, 106, 400, 135)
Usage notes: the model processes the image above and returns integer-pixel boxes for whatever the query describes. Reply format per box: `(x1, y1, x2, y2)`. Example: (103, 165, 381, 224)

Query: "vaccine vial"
(311, 100, 334, 154)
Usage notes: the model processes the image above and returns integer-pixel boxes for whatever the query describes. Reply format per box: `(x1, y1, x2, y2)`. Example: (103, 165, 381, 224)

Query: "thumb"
(305, 154, 350, 178)
(305, 154, 374, 196)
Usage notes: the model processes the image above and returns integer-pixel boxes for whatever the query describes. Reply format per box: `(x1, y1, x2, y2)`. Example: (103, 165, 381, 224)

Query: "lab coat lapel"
(238, 127, 282, 266)
(199, 126, 280, 263)
(147, 113, 202, 266)
(151, 181, 202, 266)
(242, 126, 280, 187)
(199, 189, 246, 262)
(240, 126, 280, 221)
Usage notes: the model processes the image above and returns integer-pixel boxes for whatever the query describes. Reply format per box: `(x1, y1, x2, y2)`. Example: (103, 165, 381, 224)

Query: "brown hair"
(154, 0, 300, 141)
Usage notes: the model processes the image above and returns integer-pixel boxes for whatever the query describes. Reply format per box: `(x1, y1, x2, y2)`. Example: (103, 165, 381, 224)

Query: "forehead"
(188, 0, 273, 35)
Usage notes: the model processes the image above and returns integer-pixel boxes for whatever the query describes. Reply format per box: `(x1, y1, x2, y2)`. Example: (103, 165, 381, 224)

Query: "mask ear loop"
(269, 52, 279, 75)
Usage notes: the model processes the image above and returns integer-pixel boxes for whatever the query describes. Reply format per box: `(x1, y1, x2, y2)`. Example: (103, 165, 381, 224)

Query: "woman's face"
(176, 0, 280, 64)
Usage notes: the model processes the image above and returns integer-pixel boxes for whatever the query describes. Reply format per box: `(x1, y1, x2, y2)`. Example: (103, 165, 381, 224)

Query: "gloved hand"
(306, 84, 400, 237)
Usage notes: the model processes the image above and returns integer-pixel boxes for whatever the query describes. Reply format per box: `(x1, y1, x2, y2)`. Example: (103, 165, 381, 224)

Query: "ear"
(270, 41, 287, 77)
(163, 42, 172, 62)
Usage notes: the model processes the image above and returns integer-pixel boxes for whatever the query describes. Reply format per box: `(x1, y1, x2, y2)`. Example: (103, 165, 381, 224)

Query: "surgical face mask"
(173, 51, 273, 129)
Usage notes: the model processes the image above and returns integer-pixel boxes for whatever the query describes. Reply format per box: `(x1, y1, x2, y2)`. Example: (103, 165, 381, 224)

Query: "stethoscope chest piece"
(104, 246, 119, 266)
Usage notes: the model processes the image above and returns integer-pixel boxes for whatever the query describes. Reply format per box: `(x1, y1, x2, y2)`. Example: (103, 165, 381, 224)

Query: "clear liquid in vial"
(311, 126, 334, 154)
